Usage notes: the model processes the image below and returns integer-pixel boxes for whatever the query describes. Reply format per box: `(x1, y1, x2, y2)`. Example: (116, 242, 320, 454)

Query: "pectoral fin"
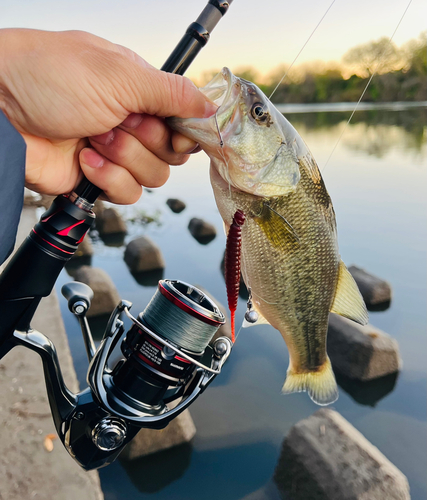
(330, 260, 368, 325)
(253, 202, 299, 248)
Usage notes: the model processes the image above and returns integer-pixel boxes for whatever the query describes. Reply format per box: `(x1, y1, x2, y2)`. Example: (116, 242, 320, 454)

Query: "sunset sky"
(1, 0, 425, 82)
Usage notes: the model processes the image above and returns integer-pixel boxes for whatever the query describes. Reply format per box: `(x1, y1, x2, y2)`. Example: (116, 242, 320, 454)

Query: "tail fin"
(282, 357, 338, 406)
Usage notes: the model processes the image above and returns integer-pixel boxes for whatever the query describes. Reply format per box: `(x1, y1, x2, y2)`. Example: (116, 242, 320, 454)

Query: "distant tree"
(342, 37, 402, 77)
(232, 67, 270, 94)
(233, 66, 260, 83)
(403, 31, 427, 76)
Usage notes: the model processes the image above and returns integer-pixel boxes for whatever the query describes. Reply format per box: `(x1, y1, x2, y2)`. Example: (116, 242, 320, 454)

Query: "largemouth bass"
(169, 68, 368, 405)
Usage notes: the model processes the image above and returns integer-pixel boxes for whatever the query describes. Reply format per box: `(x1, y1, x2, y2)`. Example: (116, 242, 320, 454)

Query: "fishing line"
(321, 0, 413, 172)
(268, 0, 337, 101)
(142, 286, 220, 352)
(234, 323, 244, 342)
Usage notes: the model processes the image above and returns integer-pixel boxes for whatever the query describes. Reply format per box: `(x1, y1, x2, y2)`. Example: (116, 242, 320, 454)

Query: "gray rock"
(349, 265, 392, 308)
(124, 236, 165, 273)
(120, 409, 196, 460)
(166, 198, 186, 213)
(328, 313, 401, 381)
(72, 266, 120, 318)
(96, 207, 127, 235)
(274, 409, 410, 500)
(188, 218, 217, 244)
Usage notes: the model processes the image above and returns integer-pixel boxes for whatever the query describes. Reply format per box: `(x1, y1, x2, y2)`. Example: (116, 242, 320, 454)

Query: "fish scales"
(168, 68, 368, 405)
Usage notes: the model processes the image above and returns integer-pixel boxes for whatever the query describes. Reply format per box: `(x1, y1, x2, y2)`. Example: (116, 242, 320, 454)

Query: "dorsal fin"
(330, 260, 368, 325)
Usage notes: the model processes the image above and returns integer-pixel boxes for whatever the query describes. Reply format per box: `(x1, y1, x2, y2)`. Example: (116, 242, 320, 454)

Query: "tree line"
(199, 32, 426, 103)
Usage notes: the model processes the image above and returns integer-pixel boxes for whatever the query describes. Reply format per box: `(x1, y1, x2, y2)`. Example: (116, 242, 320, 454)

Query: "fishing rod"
(0, 0, 233, 471)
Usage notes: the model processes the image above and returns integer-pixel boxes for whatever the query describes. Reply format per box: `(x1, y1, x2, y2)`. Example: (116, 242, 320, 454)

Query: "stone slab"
(274, 409, 410, 500)
(188, 218, 216, 244)
(72, 266, 120, 318)
(328, 313, 401, 381)
(349, 265, 392, 307)
(95, 207, 127, 235)
(119, 409, 196, 461)
(124, 235, 165, 273)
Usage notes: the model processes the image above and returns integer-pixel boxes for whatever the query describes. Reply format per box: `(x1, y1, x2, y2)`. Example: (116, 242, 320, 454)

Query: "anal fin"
(330, 260, 368, 325)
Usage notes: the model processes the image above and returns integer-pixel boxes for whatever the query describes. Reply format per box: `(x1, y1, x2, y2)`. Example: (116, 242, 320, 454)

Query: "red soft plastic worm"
(224, 210, 246, 342)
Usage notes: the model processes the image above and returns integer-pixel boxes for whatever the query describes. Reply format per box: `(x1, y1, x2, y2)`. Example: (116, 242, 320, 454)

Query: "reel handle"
(61, 281, 94, 314)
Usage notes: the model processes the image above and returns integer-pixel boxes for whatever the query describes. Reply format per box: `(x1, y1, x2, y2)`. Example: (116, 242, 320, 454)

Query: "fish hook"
(214, 107, 224, 148)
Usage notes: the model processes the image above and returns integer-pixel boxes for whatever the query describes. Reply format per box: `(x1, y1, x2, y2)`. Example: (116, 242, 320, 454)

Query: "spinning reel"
(16, 279, 230, 469)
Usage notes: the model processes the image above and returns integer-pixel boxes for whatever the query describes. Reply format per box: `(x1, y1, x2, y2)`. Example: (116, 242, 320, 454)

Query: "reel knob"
(61, 281, 94, 316)
(91, 417, 127, 451)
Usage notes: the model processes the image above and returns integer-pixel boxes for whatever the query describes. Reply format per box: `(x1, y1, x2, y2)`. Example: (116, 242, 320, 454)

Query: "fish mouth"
(200, 67, 242, 137)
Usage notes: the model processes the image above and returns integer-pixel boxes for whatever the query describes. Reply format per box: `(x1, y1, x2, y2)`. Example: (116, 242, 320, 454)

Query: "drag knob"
(91, 417, 127, 451)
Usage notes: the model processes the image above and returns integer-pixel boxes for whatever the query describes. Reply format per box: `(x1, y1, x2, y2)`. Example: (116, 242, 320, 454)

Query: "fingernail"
(184, 143, 200, 154)
(204, 100, 218, 118)
(91, 129, 115, 145)
(121, 113, 144, 129)
(81, 148, 105, 168)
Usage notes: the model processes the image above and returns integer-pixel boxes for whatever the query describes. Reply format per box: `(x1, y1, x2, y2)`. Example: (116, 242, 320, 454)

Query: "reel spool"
(108, 280, 226, 413)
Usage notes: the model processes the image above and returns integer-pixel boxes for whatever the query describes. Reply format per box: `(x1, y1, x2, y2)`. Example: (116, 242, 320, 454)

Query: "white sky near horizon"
(1, 0, 425, 83)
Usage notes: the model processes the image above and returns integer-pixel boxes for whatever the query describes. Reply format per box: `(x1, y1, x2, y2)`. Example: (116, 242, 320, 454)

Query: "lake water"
(56, 105, 427, 500)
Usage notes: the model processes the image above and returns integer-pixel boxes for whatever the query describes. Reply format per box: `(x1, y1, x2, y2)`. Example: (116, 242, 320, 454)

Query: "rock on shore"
(274, 409, 410, 500)
(328, 313, 401, 381)
(124, 236, 165, 273)
(72, 266, 120, 318)
(349, 265, 392, 308)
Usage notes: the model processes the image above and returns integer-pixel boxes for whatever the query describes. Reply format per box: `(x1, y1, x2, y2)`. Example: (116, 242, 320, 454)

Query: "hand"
(0, 29, 214, 203)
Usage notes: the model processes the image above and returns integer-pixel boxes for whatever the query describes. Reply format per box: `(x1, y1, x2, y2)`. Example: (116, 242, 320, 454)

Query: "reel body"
(9, 280, 231, 470)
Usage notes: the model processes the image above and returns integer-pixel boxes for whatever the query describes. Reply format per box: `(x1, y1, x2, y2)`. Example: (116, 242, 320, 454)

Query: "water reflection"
(99, 232, 127, 247)
(120, 443, 193, 494)
(367, 300, 392, 312)
(87, 313, 111, 342)
(287, 107, 427, 157)
(131, 268, 164, 287)
(64, 254, 92, 276)
(335, 371, 399, 407)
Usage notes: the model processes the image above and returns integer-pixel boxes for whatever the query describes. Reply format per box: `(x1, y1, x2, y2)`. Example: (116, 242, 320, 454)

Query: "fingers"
(171, 132, 201, 155)
(81, 111, 205, 204)
(79, 148, 143, 204)
(88, 125, 171, 186)
(116, 114, 192, 165)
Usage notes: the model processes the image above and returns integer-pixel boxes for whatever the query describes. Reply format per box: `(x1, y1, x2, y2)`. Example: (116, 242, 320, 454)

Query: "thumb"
(115, 59, 217, 119)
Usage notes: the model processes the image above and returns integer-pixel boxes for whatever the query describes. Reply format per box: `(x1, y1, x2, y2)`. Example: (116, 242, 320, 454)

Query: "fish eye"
(251, 103, 268, 122)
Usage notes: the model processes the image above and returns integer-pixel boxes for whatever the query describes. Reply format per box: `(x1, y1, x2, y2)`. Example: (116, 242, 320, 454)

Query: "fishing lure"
(224, 209, 246, 342)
